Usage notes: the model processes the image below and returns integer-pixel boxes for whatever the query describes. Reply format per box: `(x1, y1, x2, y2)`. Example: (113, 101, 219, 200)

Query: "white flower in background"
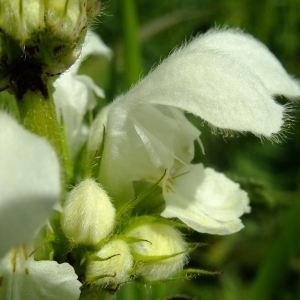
(54, 31, 112, 159)
(91, 28, 300, 235)
(0, 112, 60, 256)
(0, 245, 81, 300)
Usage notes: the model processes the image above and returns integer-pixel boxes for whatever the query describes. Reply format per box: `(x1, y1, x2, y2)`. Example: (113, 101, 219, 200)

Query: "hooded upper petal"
(112, 42, 285, 137)
(161, 164, 250, 235)
(187, 28, 300, 98)
(0, 113, 60, 256)
(0, 246, 81, 300)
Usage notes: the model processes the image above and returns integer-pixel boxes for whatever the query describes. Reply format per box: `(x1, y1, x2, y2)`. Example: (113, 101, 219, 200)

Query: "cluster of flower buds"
(61, 178, 189, 291)
(0, 0, 101, 99)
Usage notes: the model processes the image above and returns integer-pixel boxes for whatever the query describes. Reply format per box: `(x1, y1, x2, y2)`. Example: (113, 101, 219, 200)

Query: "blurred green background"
(81, 0, 300, 299)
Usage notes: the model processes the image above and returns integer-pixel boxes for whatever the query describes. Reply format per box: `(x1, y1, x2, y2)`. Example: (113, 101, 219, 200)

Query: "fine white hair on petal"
(161, 164, 250, 235)
(0, 113, 60, 256)
(187, 28, 300, 98)
(111, 29, 287, 138)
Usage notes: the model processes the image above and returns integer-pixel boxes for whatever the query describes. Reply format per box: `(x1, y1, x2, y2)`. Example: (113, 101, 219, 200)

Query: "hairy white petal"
(161, 164, 250, 235)
(0, 246, 81, 300)
(0, 113, 60, 256)
(188, 28, 300, 97)
(113, 31, 286, 137)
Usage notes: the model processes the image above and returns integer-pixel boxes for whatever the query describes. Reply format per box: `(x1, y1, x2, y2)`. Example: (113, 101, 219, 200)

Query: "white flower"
(53, 31, 112, 159)
(92, 29, 299, 235)
(0, 245, 81, 300)
(0, 112, 60, 256)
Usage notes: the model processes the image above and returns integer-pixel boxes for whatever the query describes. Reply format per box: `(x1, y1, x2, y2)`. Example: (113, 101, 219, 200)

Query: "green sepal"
(132, 250, 187, 265)
(131, 242, 203, 267)
(116, 170, 167, 221)
(33, 225, 56, 261)
(137, 268, 221, 285)
(83, 125, 106, 180)
(0, 90, 20, 120)
(58, 111, 74, 184)
(178, 268, 222, 278)
(123, 215, 189, 234)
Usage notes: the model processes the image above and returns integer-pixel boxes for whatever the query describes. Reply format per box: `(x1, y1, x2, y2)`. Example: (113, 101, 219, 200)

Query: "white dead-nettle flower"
(85, 239, 133, 288)
(54, 31, 112, 159)
(0, 245, 81, 300)
(61, 178, 116, 245)
(0, 112, 60, 257)
(127, 223, 188, 281)
(90, 29, 300, 235)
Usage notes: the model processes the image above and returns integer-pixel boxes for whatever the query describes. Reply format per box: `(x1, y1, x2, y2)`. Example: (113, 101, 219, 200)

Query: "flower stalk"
(17, 87, 62, 156)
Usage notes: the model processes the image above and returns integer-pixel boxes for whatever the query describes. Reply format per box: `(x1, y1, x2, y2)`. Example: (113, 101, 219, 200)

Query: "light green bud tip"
(0, 0, 101, 99)
(61, 178, 115, 245)
(85, 239, 133, 289)
(127, 223, 188, 281)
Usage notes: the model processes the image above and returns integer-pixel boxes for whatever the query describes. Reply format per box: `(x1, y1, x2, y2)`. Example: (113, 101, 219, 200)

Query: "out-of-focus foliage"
(80, 0, 300, 299)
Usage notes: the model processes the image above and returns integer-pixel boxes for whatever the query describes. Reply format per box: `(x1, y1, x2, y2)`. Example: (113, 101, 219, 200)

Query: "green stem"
(120, 0, 143, 87)
(16, 85, 73, 181)
(247, 195, 300, 300)
(17, 89, 61, 155)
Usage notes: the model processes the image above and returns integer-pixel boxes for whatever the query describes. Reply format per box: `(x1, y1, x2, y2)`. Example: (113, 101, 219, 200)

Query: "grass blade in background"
(120, 0, 143, 87)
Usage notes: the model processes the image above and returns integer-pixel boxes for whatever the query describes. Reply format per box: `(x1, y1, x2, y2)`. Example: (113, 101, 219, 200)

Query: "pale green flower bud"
(85, 239, 133, 289)
(61, 178, 115, 245)
(0, 0, 101, 99)
(127, 223, 188, 281)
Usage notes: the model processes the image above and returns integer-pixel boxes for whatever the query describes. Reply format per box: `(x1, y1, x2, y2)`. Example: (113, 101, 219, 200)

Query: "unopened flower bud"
(0, 0, 101, 43)
(127, 223, 188, 281)
(61, 178, 115, 245)
(85, 239, 133, 288)
(0, 0, 101, 100)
